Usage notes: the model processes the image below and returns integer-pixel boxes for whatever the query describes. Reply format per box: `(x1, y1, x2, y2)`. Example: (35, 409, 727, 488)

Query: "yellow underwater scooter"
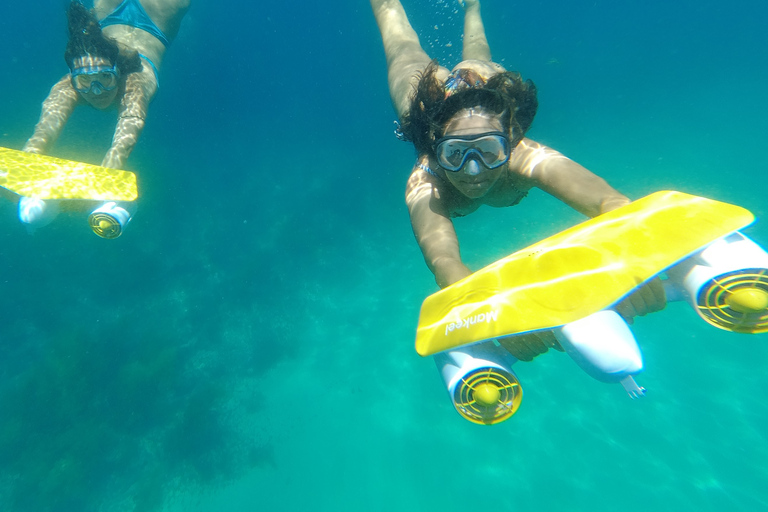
(0, 146, 138, 238)
(415, 191, 768, 425)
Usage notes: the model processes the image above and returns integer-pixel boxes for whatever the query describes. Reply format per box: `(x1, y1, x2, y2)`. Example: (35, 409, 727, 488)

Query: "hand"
(435, 259, 472, 289)
(497, 330, 563, 362)
(17, 196, 60, 230)
(21, 145, 43, 155)
(18, 197, 49, 224)
(614, 277, 667, 324)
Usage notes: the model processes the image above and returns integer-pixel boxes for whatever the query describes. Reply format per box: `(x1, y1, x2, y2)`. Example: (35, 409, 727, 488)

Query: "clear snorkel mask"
(70, 63, 119, 95)
(434, 131, 511, 172)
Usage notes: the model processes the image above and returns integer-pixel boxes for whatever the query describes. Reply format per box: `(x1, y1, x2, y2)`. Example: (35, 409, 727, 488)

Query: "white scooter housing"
(555, 310, 646, 398)
(665, 232, 768, 333)
(88, 201, 136, 239)
(434, 342, 522, 425)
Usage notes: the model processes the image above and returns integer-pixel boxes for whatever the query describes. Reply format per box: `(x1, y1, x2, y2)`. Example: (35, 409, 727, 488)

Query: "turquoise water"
(1, 0, 767, 510)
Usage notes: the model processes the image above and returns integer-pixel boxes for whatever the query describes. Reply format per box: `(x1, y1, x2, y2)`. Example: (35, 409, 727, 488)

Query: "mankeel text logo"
(445, 309, 499, 336)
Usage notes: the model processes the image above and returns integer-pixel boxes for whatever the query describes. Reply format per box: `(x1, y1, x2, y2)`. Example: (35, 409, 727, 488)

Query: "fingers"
(497, 332, 552, 361)
(614, 294, 636, 323)
(632, 278, 667, 317)
(647, 277, 667, 310)
(615, 278, 668, 323)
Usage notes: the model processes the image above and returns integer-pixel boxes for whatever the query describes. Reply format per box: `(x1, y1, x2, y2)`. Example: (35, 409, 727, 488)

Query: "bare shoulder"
(507, 138, 569, 180)
(405, 160, 461, 212)
(49, 74, 82, 103)
(405, 161, 439, 203)
(120, 65, 155, 115)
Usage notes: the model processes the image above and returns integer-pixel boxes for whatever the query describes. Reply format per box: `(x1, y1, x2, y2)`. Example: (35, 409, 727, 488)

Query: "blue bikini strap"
(138, 53, 160, 89)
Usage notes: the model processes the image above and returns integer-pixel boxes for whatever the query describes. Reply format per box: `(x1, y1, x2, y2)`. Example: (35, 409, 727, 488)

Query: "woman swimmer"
(371, 0, 665, 359)
(19, 0, 189, 227)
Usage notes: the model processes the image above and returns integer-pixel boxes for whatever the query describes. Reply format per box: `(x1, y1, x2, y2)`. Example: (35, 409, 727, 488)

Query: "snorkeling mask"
(435, 131, 511, 172)
(70, 64, 119, 95)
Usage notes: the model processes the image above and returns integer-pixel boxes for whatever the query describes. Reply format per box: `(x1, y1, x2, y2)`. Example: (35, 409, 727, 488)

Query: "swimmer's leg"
(460, 0, 492, 62)
(371, 0, 439, 119)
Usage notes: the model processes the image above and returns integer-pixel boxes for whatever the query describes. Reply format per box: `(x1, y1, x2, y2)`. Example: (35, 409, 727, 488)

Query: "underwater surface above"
(0, 0, 767, 510)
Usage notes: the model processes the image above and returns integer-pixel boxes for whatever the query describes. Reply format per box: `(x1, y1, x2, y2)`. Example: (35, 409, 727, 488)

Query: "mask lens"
(94, 71, 117, 89)
(473, 135, 510, 168)
(72, 73, 94, 91)
(437, 140, 469, 170)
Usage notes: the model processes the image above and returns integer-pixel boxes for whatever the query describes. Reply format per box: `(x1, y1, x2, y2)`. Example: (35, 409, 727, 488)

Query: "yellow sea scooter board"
(0, 146, 137, 201)
(415, 191, 757, 357)
(420, 191, 768, 424)
(0, 147, 138, 238)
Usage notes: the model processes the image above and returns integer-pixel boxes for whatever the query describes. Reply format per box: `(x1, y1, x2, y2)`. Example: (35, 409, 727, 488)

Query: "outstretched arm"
(406, 162, 472, 288)
(101, 65, 156, 169)
(23, 75, 80, 155)
(511, 138, 631, 216)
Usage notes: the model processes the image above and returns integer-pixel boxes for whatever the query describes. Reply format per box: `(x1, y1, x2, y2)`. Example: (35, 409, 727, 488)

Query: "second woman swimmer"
(20, 0, 190, 237)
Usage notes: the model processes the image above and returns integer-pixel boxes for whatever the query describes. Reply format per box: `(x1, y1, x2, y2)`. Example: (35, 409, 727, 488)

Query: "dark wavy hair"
(399, 61, 538, 158)
(63, 1, 141, 76)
